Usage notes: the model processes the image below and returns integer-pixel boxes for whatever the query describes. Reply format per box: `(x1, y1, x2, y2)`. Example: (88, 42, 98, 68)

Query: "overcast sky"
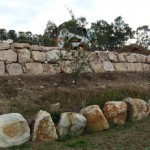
(0, 0, 150, 34)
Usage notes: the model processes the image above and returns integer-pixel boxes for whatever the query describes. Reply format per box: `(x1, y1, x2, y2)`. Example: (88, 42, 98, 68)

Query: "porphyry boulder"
(123, 97, 150, 121)
(31, 110, 58, 142)
(80, 105, 109, 132)
(103, 101, 127, 125)
(0, 113, 30, 148)
(57, 112, 87, 137)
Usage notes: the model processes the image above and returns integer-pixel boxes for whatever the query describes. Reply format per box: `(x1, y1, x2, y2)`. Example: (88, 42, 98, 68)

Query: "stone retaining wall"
(0, 42, 150, 76)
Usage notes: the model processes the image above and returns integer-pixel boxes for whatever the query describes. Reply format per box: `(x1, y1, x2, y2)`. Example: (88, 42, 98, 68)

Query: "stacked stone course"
(0, 42, 150, 76)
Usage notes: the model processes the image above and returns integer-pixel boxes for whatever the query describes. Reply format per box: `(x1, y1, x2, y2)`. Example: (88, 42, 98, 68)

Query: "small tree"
(71, 49, 90, 84)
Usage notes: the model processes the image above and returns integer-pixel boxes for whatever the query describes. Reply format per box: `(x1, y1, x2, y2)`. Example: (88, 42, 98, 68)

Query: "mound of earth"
(115, 44, 150, 55)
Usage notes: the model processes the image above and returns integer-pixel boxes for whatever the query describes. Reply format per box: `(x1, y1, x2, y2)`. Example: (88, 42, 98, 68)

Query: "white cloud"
(0, 0, 149, 34)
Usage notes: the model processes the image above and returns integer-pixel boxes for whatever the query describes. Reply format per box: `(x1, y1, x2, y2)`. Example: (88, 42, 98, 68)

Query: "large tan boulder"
(32, 51, 46, 62)
(125, 54, 136, 63)
(80, 105, 109, 132)
(4, 50, 17, 64)
(30, 45, 44, 51)
(113, 63, 127, 71)
(123, 97, 150, 121)
(117, 53, 126, 62)
(18, 49, 31, 63)
(0, 113, 30, 148)
(0, 61, 5, 75)
(90, 61, 104, 73)
(103, 101, 127, 125)
(31, 110, 58, 142)
(7, 63, 23, 75)
(25, 63, 43, 75)
(12, 43, 30, 49)
(102, 61, 114, 72)
(126, 63, 135, 71)
(42, 64, 58, 75)
(0, 43, 10, 50)
(107, 52, 118, 62)
(57, 112, 87, 137)
(0, 51, 4, 60)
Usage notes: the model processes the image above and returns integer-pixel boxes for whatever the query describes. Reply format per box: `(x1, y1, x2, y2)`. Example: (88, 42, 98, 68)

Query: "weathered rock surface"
(108, 52, 118, 62)
(123, 97, 150, 121)
(0, 113, 30, 148)
(30, 45, 44, 51)
(98, 52, 108, 62)
(0, 43, 10, 50)
(31, 110, 58, 142)
(0, 61, 5, 75)
(126, 54, 136, 63)
(147, 55, 150, 63)
(57, 112, 87, 137)
(113, 63, 127, 71)
(12, 43, 30, 49)
(134, 63, 143, 71)
(32, 51, 46, 62)
(46, 50, 61, 62)
(103, 101, 127, 125)
(126, 63, 135, 71)
(80, 105, 109, 132)
(90, 61, 104, 73)
(117, 53, 126, 62)
(102, 61, 114, 72)
(4, 50, 17, 64)
(0, 51, 4, 60)
(136, 54, 146, 63)
(25, 63, 43, 75)
(7, 63, 23, 75)
(143, 63, 150, 71)
(18, 49, 31, 63)
(42, 64, 58, 75)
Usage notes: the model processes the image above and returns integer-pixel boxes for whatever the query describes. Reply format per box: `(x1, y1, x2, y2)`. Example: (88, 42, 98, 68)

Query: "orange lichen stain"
(35, 117, 56, 142)
(3, 121, 26, 137)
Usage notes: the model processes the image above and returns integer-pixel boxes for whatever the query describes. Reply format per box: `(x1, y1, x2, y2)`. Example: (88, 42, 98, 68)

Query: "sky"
(0, 0, 150, 34)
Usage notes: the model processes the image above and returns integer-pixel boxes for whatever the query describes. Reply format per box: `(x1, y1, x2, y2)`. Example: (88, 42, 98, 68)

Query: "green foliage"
(136, 25, 150, 49)
(0, 28, 7, 40)
(8, 142, 31, 150)
(91, 16, 133, 50)
(66, 140, 93, 149)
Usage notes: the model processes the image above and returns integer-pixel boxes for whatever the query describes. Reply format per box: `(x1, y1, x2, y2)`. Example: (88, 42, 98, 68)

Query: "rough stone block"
(31, 45, 44, 51)
(18, 49, 31, 63)
(88, 52, 99, 61)
(4, 50, 17, 64)
(126, 54, 136, 63)
(25, 63, 43, 75)
(143, 63, 150, 72)
(0, 51, 4, 60)
(126, 63, 135, 71)
(0, 113, 30, 148)
(147, 55, 150, 63)
(114, 63, 127, 71)
(102, 61, 114, 72)
(117, 53, 126, 62)
(134, 63, 143, 72)
(107, 52, 118, 62)
(90, 61, 104, 73)
(12, 43, 30, 49)
(135, 54, 146, 63)
(32, 51, 46, 62)
(7, 63, 23, 75)
(46, 50, 60, 62)
(0, 61, 5, 75)
(0, 42, 10, 50)
(98, 51, 108, 61)
(42, 64, 58, 75)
